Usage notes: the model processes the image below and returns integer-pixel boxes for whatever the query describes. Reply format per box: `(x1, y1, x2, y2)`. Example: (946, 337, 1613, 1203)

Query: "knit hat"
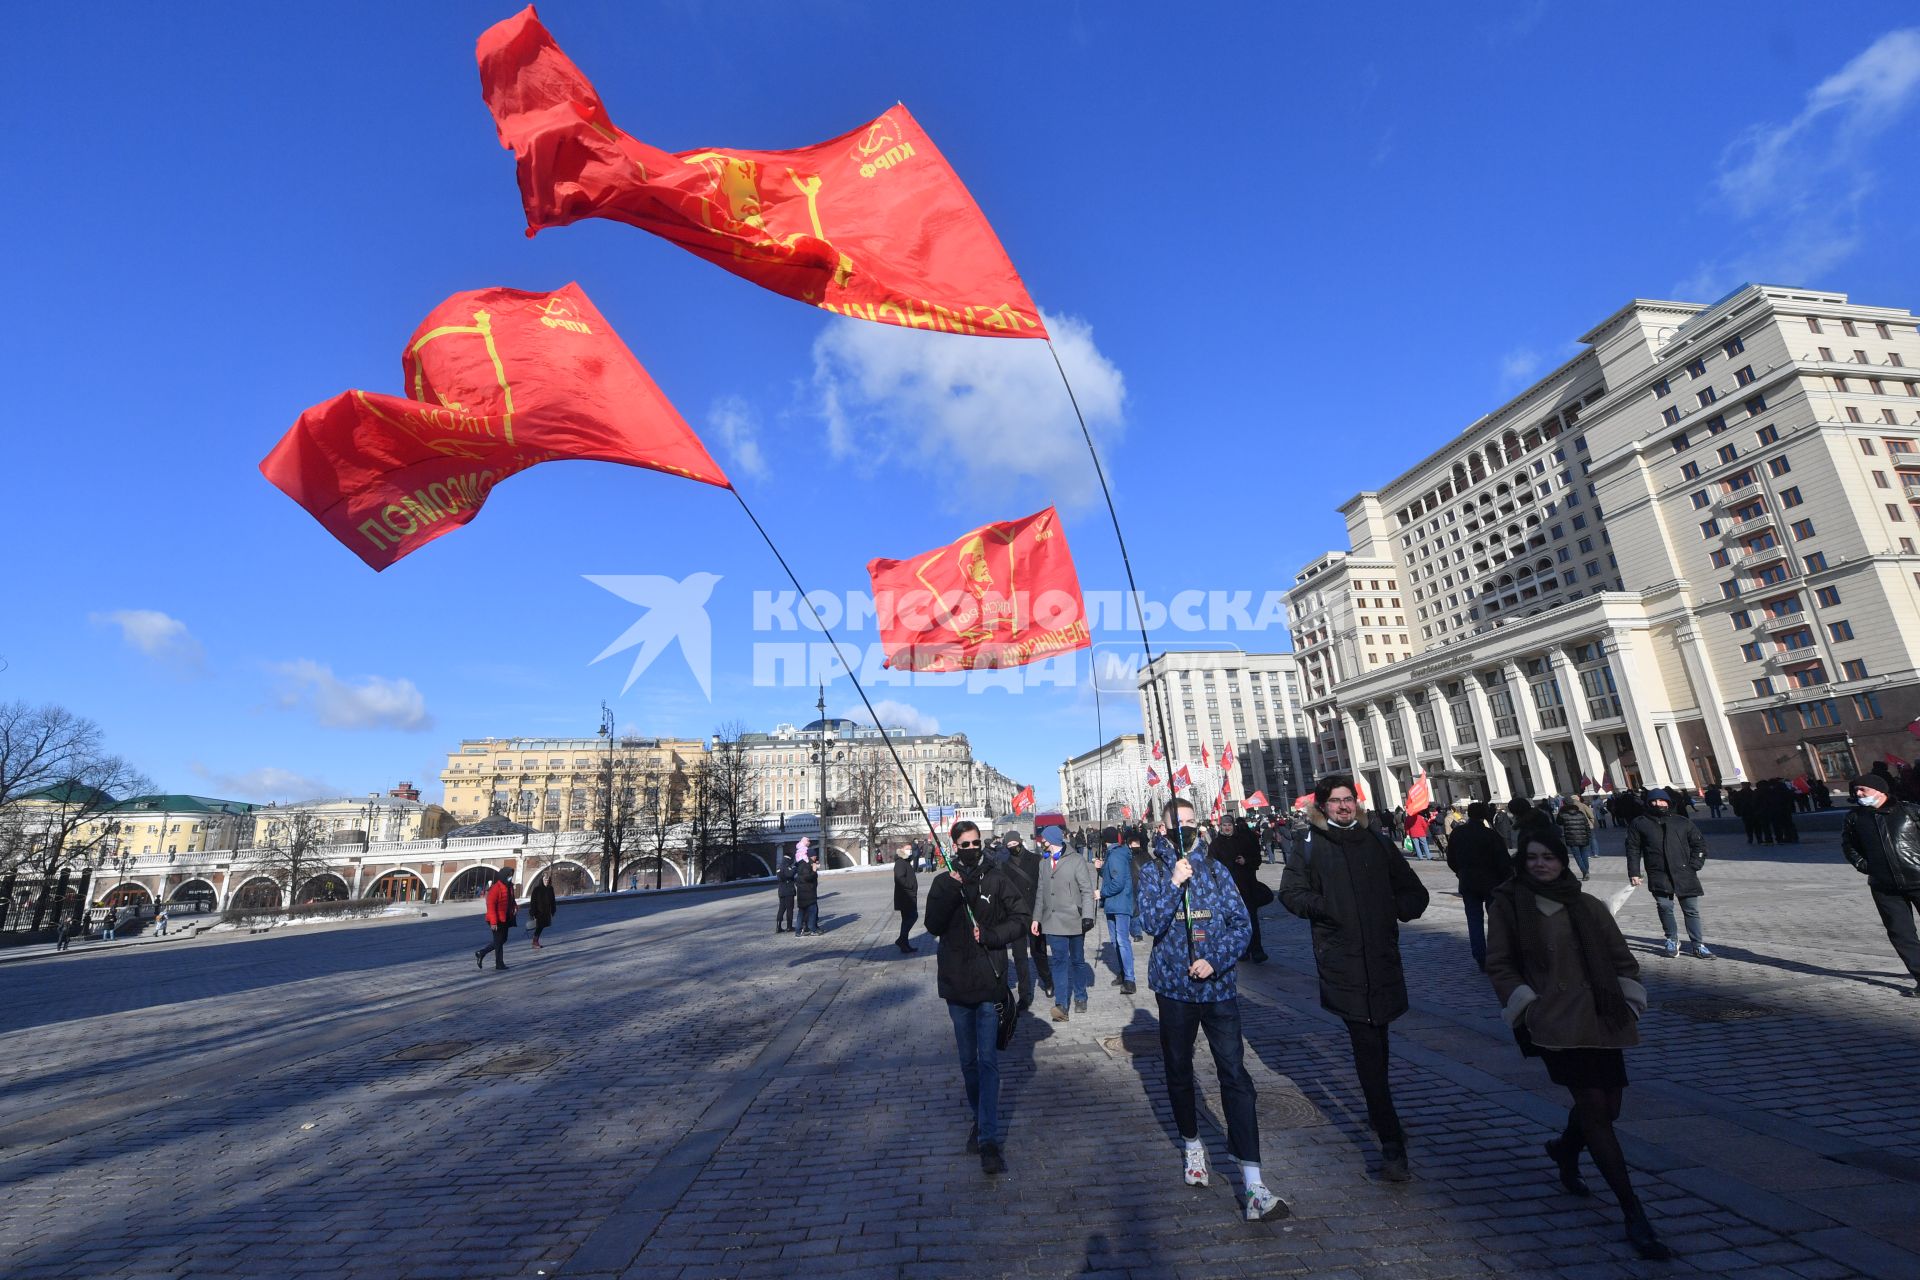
(1850, 774, 1891, 796)
(1645, 787, 1670, 803)
(1006, 832, 1025, 846)
(1039, 824, 1067, 848)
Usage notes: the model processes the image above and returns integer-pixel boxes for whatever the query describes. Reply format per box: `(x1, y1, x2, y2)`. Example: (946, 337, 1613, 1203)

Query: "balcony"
(1758, 609, 1811, 632)
(1712, 486, 1767, 513)
(1728, 540, 1789, 569)
(1890, 447, 1920, 468)
(1719, 512, 1779, 543)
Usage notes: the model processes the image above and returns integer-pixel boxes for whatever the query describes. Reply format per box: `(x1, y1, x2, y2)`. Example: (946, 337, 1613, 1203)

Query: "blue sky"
(6, 2, 1920, 807)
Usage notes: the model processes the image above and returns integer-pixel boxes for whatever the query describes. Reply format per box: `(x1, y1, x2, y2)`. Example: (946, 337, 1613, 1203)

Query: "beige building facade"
(1292, 284, 1920, 806)
(1058, 733, 1150, 826)
(439, 736, 706, 829)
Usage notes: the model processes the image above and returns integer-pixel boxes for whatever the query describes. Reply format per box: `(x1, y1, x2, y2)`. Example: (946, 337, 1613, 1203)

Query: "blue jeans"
(1047, 932, 1087, 1009)
(1655, 894, 1705, 947)
(1410, 836, 1430, 860)
(798, 902, 819, 931)
(1157, 994, 1259, 1162)
(947, 1000, 1001, 1145)
(1568, 844, 1591, 877)
(1106, 913, 1136, 982)
(1462, 890, 1490, 968)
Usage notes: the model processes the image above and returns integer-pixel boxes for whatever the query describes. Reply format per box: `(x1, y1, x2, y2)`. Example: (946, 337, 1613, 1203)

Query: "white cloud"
(189, 762, 336, 802)
(706, 394, 768, 479)
(91, 609, 204, 667)
(271, 659, 432, 732)
(1682, 28, 1920, 295)
(811, 310, 1125, 505)
(842, 699, 940, 737)
(1498, 348, 1542, 389)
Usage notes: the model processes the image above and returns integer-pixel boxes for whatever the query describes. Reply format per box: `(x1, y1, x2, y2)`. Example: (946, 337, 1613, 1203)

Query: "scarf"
(1512, 871, 1631, 1028)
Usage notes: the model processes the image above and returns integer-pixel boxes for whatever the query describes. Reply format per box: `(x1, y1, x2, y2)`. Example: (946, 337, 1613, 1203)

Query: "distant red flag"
(1789, 775, 1810, 795)
(1885, 752, 1907, 768)
(1171, 765, 1192, 791)
(261, 284, 726, 570)
(1152, 741, 1163, 761)
(1121, 804, 1133, 820)
(1201, 745, 1211, 768)
(1210, 792, 1225, 820)
(867, 507, 1089, 672)
(478, 8, 1044, 339)
(1146, 767, 1161, 788)
(1242, 790, 1268, 810)
(1292, 793, 1313, 811)
(1011, 785, 1035, 815)
(1222, 742, 1235, 772)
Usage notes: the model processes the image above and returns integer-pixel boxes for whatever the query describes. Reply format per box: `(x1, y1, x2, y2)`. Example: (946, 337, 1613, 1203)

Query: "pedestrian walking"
(893, 844, 919, 954)
(1487, 829, 1669, 1260)
(54, 917, 72, 952)
(528, 871, 556, 949)
(1281, 773, 1430, 1181)
(1137, 797, 1291, 1221)
(1445, 802, 1512, 971)
(1001, 832, 1049, 1007)
(1405, 806, 1433, 861)
(1555, 795, 1595, 881)
(925, 820, 1026, 1175)
(1097, 826, 1137, 994)
(1704, 783, 1724, 819)
(1032, 824, 1095, 1021)
(1624, 788, 1713, 959)
(1220, 818, 1271, 962)
(794, 841, 820, 935)
(775, 851, 797, 933)
(472, 866, 516, 972)
(155, 906, 169, 936)
(1841, 774, 1920, 996)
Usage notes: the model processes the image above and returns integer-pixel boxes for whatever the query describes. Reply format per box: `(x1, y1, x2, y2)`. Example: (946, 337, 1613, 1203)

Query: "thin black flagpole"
(1045, 338, 1191, 959)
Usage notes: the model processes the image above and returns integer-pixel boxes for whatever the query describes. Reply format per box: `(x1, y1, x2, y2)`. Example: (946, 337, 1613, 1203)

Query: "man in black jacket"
(1001, 832, 1049, 1007)
(1625, 789, 1712, 959)
(1842, 775, 1920, 996)
(1444, 802, 1510, 970)
(925, 820, 1027, 1174)
(892, 845, 919, 954)
(775, 853, 797, 934)
(1281, 773, 1430, 1182)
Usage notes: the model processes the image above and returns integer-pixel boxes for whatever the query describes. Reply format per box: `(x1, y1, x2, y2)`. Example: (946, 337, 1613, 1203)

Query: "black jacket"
(893, 858, 919, 911)
(1444, 823, 1512, 898)
(1554, 804, 1593, 848)
(530, 881, 557, 925)
(1005, 848, 1041, 923)
(776, 859, 797, 901)
(1280, 820, 1430, 1025)
(1842, 801, 1920, 893)
(1624, 813, 1707, 897)
(794, 862, 819, 906)
(925, 862, 1026, 1005)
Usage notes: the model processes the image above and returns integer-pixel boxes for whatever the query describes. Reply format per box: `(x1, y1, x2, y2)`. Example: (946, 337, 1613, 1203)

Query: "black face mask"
(955, 846, 983, 868)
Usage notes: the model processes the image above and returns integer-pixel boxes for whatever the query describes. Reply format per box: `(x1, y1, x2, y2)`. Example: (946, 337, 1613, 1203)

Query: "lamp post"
(599, 702, 615, 891)
(816, 684, 830, 861)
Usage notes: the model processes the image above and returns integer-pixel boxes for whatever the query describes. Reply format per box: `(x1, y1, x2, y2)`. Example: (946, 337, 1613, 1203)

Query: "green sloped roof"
(18, 782, 120, 807)
(110, 794, 259, 816)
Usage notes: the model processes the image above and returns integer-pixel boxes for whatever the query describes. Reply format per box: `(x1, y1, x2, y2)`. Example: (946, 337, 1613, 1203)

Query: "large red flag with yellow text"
(1405, 771, 1432, 814)
(477, 8, 1045, 339)
(261, 283, 727, 570)
(867, 507, 1089, 672)
(1012, 785, 1035, 815)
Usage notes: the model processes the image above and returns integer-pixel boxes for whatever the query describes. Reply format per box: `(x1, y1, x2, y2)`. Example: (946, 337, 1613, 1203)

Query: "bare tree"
(240, 812, 343, 908)
(705, 722, 765, 880)
(7, 751, 152, 931)
(0, 702, 104, 811)
(593, 747, 644, 891)
(634, 756, 686, 888)
(838, 744, 911, 867)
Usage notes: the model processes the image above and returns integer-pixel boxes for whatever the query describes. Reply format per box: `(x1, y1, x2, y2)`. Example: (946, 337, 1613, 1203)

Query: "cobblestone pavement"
(1, 825, 1915, 1279)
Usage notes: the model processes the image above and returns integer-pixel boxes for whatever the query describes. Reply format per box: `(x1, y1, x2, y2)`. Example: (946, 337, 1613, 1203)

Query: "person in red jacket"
(473, 865, 518, 971)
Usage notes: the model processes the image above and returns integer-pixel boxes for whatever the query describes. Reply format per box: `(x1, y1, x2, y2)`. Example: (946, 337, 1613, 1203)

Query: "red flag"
(1121, 804, 1133, 820)
(1152, 741, 1163, 761)
(261, 284, 726, 571)
(1292, 793, 1313, 811)
(1578, 774, 1593, 791)
(1011, 785, 1035, 815)
(1222, 742, 1235, 772)
(1146, 767, 1161, 788)
(478, 9, 1044, 339)
(1242, 790, 1268, 809)
(1789, 775, 1810, 795)
(1355, 776, 1369, 806)
(867, 508, 1089, 671)
(1405, 771, 1432, 814)
(1885, 752, 1907, 768)
(1171, 765, 1192, 791)
(1201, 744, 1210, 768)
(1210, 792, 1224, 820)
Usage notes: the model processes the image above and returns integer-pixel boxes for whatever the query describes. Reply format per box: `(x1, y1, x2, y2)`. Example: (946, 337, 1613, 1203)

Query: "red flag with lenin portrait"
(867, 508, 1089, 672)
(261, 284, 727, 571)
(477, 8, 1045, 340)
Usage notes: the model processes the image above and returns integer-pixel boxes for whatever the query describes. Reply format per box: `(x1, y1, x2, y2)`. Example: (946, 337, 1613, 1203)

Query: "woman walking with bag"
(1486, 830, 1670, 1260)
(528, 871, 557, 949)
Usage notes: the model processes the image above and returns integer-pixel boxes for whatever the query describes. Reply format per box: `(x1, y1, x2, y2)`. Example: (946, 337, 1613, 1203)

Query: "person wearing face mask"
(1137, 797, 1290, 1222)
(1624, 788, 1712, 959)
(1841, 775, 1920, 997)
(924, 820, 1027, 1174)
(1487, 831, 1666, 1261)
(1281, 773, 1429, 1182)
(1032, 824, 1096, 1021)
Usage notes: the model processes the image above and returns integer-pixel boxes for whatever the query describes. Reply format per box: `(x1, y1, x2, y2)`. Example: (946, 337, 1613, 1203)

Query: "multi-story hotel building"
(1136, 650, 1312, 810)
(1058, 733, 1150, 826)
(736, 720, 1019, 822)
(439, 736, 706, 829)
(1291, 284, 1920, 807)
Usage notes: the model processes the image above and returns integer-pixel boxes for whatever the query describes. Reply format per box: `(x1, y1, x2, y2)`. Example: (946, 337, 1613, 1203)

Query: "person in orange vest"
(473, 866, 518, 972)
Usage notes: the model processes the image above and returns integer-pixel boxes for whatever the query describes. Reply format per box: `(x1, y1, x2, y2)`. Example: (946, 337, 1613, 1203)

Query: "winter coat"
(1555, 804, 1593, 848)
(1406, 811, 1431, 840)
(1492, 810, 1515, 850)
(925, 862, 1026, 1006)
(893, 858, 918, 912)
(1486, 882, 1647, 1050)
(1842, 801, 1920, 894)
(484, 880, 517, 928)
(794, 862, 819, 906)
(1098, 844, 1136, 916)
(530, 881, 556, 926)
(776, 860, 797, 902)
(1002, 848, 1039, 923)
(1624, 813, 1708, 897)
(1280, 817, 1430, 1025)
(1137, 837, 1251, 1002)
(1033, 849, 1095, 935)
(1445, 823, 1512, 898)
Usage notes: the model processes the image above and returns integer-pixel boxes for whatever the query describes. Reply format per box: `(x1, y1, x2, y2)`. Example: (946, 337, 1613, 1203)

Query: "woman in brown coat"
(1487, 830, 1670, 1261)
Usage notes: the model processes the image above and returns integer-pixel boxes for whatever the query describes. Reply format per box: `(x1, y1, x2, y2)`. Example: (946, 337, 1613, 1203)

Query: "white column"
(1605, 632, 1665, 787)
(1462, 675, 1506, 800)
(1426, 683, 1461, 773)
(1503, 659, 1557, 799)
(1366, 704, 1405, 807)
(1550, 647, 1606, 790)
(1672, 623, 1747, 785)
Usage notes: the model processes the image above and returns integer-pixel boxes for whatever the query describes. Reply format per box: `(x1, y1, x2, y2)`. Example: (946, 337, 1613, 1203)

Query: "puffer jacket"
(1555, 803, 1593, 848)
(1624, 813, 1707, 897)
(1486, 882, 1647, 1050)
(1280, 814, 1430, 1025)
(1033, 848, 1095, 935)
(1842, 800, 1920, 893)
(1137, 836, 1250, 1002)
(924, 861, 1027, 1005)
(484, 879, 517, 927)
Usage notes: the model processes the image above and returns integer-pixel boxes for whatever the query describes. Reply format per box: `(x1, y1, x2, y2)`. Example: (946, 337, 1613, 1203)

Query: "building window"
(1756, 564, 1788, 586)
(1691, 490, 1711, 510)
(1815, 585, 1842, 606)
(1778, 627, 1815, 650)
(1789, 664, 1827, 689)
(1735, 365, 1756, 386)
(1745, 395, 1767, 417)
(1687, 357, 1707, 378)
(1890, 504, 1905, 522)
(1663, 407, 1683, 427)
(1752, 678, 1775, 696)
(1654, 377, 1672, 397)
(1762, 709, 1791, 734)
(1820, 346, 1835, 361)
(1842, 659, 1869, 681)
(1781, 485, 1803, 506)
(1697, 387, 1718, 408)
(1681, 461, 1701, 480)
(1862, 438, 1878, 455)
(1790, 518, 1816, 540)
(1854, 691, 1884, 720)
(1700, 519, 1719, 537)
(1842, 319, 1858, 337)
(1730, 609, 1751, 628)
(1847, 406, 1863, 423)
(1829, 619, 1854, 641)
(1724, 335, 1746, 357)
(1756, 425, 1779, 445)
(1767, 456, 1791, 477)
(1705, 413, 1727, 435)
(1874, 471, 1891, 489)
(1808, 317, 1823, 334)
(1741, 642, 1762, 662)
(1711, 549, 1731, 568)
(1718, 445, 1739, 465)
(1804, 552, 1828, 573)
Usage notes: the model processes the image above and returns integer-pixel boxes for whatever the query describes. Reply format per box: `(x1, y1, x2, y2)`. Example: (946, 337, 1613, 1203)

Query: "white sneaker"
(1245, 1184, 1291, 1221)
(1183, 1144, 1209, 1187)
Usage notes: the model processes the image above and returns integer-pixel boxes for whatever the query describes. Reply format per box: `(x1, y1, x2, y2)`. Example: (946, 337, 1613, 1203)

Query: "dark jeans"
(1157, 994, 1259, 1163)
(896, 907, 917, 947)
(1345, 1020, 1403, 1142)
(1462, 890, 1491, 968)
(1871, 885, 1920, 982)
(798, 901, 819, 931)
(948, 1000, 1001, 1145)
(475, 924, 509, 968)
(1653, 893, 1705, 946)
(777, 897, 794, 930)
(531, 921, 548, 942)
(1047, 932, 1087, 1008)
(1007, 930, 1043, 1004)
(1243, 896, 1265, 958)
(1567, 844, 1591, 878)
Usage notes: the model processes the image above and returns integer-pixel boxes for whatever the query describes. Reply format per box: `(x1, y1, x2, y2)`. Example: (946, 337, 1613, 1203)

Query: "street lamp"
(816, 684, 829, 862)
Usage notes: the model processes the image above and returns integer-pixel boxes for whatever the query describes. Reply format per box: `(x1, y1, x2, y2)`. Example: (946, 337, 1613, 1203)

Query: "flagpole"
(728, 486, 952, 868)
